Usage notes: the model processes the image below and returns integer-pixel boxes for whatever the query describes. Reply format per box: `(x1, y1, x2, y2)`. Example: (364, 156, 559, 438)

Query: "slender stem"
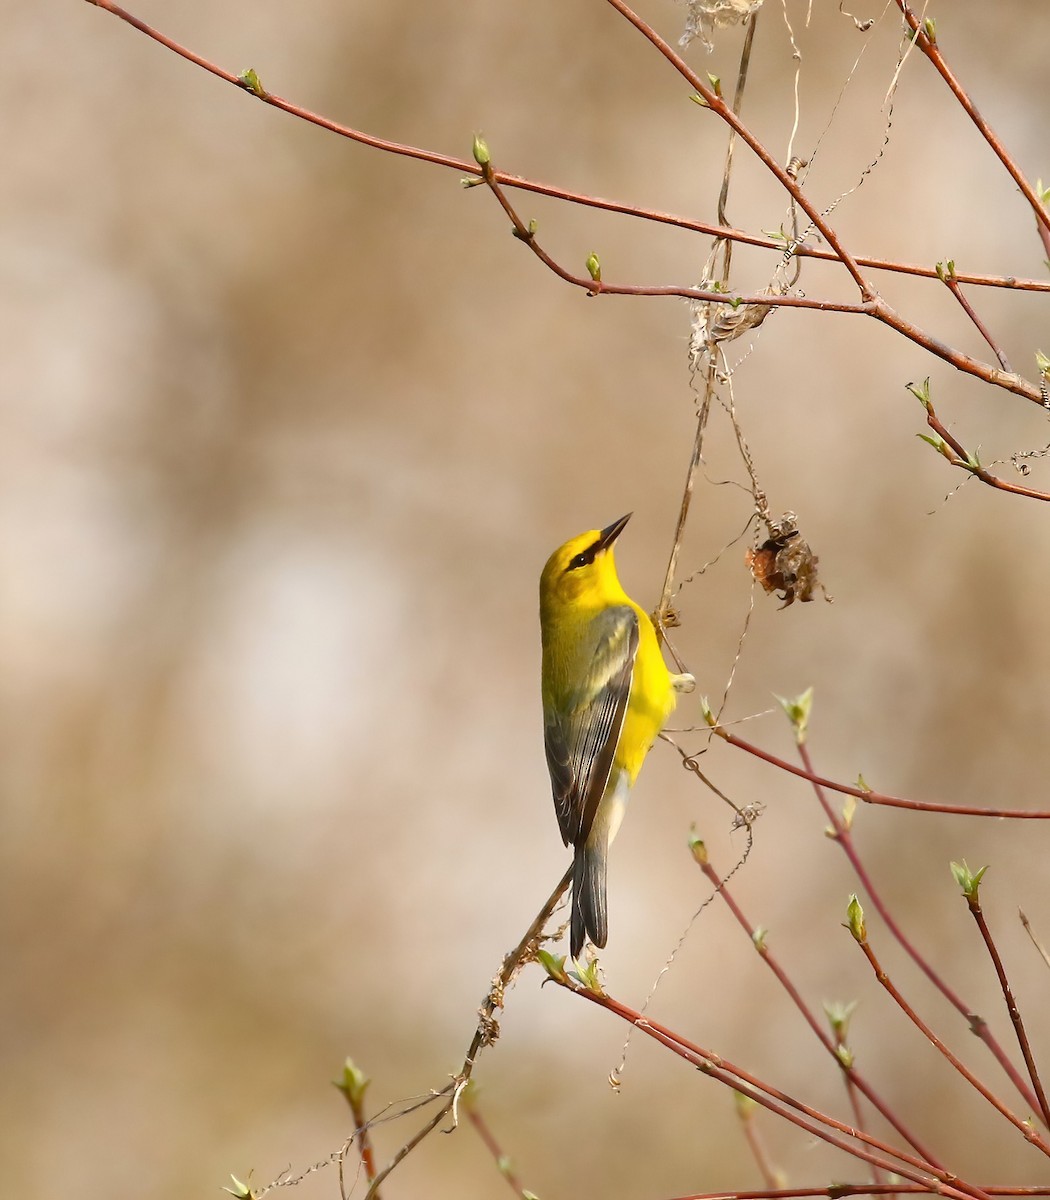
(559, 982, 992, 1200)
(709, 722, 1050, 818)
(667, 1189, 1050, 1200)
(1019, 911, 1050, 971)
(600, 0, 871, 294)
(868, 298, 1040, 404)
(343, 1093, 380, 1195)
(842, 1069, 886, 1192)
(361, 1100, 452, 1200)
(799, 741, 1047, 1124)
(82, 0, 1050, 296)
(362, 866, 572, 1199)
(941, 270, 1012, 371)
(921, 400, 1050, 502)
(464, 1099, 531, 1198)
(964, 894, 1050, 1128)
(85, 0, 1048, 409)
(714, 9, 760, 281)
(894, 4, 1050, 235)
(737, 1098, 782, 1188)
(700, 859, 943, 1166)
(655, 377, 712, 638)
(853, 934, 1050, 1155)
(483, 166, 1043, 409)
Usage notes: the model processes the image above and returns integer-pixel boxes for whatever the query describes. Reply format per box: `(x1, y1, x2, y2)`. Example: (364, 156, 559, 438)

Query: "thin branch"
(851, 930, 1050, 1155)
(463, 1092, 532, 1199)
(667, 1189, 1050, 1200)
(919, 399, 1050, 502)
(335, 1071, 381, 1196)
(1019, 911, 1050, 972)
(360, 1101, 450, 1200)
(736, 1094, 783, 1188)
(939, 266, 1012, 371)
(655, 373, 713, 640)
(552, 978, 992, 1200)
(601, 0, 872, 294)
(83, 0, 1050, 407)
(708, 720, 1050, 817)
(481, 159, 1044, 408)
(842, 1067, 887, 1193)
(962, 890, 1050, 1128)
(869, 298, 1040, 405)
(799, 740, 1048, 1124)
(361, 866, 572, 1199)
(698, 855, 943, 1167)
(894, 4, 1050, 235)
(82, 0, 1050, 297)
(713, 6, 761, 281)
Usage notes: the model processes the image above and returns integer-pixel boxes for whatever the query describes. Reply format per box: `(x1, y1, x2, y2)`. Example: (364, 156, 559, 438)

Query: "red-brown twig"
(550, 977, 992, 1200)
(736, 1093, 783, 1187)
(961, 889, 1050, 1128)
(708, 721, 1050, 818)
(697, 854, 943, 1167)
(894, 4, 1050, 236)
(601, 0, 870, 294)
(479, 156, 1045, 408)
(354, 865, 571, 1199)
(842, 1066, 888, 1194)
(798, 741, 1048, 1125)
(463, 1090, 531, 1199)
(77, 0, 1050, 295)
(334, 1063, 380, 1196)
(83, 0, 1048, 411)
(919, 397, 1050, 502)
(667, 1189, 1050, 1200)
(850, 925, 1050, 1156)
(939, 265, 1013, 371)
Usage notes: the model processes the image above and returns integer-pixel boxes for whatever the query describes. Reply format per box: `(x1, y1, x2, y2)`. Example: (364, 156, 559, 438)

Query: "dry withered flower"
(746, 513, 831, 607)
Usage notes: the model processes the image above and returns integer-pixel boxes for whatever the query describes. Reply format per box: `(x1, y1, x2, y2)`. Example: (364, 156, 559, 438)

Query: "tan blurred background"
(4, 1, 1050, 1196)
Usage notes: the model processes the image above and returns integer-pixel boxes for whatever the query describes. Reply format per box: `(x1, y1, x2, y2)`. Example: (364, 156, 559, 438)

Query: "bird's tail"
(571, 841, 608, 959)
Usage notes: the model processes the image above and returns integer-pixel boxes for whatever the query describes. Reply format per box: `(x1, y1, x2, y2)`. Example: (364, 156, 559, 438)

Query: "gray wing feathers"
(545, 607, 639, 848)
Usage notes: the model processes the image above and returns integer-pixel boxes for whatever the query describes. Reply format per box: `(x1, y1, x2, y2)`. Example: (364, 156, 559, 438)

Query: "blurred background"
(4, 1, 1050, 1196)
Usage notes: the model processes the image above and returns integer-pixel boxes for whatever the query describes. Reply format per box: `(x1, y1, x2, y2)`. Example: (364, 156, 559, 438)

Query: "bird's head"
(540, 512, 632, 608)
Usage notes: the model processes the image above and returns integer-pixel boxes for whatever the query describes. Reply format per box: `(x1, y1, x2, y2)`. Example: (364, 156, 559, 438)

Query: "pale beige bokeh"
(3, 2, 1050, 1197)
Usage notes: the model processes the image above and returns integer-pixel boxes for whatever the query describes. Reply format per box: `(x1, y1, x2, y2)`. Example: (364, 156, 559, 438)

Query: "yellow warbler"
(539, 513, 693, 958)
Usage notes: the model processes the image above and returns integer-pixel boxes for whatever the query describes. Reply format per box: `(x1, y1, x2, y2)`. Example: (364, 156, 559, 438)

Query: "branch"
(601, 0, 871, 294)
(334, 1060, 380, 1196)
(801, 741, 1048, 1124)
(938, 263, 1012, 371)
(463, 1088, 533, 1199)
(667, 1189, 1050, 1200)
(84, 0, 1048, 409)
(847, 907, 1050, 1155)
(547, 975, 992, 1200)
(708, 720, 1050, 818)
(82, 0, 1050, 297)
(894, 4, 1050, 235)
(360, 866, 572, 1198)
(480, 148, 1044, 407)
(696, 852, 943, 1167)
(917, 394, 1050, 502)
(959, 878, 1050, 1129)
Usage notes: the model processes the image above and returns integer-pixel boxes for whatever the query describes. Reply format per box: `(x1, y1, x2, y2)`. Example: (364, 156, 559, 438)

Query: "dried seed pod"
(746, 514, 831, 607)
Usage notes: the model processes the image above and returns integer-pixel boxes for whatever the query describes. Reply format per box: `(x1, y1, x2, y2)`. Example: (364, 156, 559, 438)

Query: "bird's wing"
(544, 605, 639, 848)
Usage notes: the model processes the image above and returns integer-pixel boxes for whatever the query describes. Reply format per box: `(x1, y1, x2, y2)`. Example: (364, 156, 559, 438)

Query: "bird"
(539, 513, 694, 959)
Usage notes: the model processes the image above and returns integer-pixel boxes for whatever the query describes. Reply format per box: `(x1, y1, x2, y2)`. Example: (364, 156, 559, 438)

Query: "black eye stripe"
(566, 540, 601, 572)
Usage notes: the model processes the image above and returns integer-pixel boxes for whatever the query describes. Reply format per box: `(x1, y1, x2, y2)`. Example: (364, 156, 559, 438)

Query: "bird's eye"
(567, 545, 599, 571)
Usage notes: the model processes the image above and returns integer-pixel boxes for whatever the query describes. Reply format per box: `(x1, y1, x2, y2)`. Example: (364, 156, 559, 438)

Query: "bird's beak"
(596, 512, 632, 552)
